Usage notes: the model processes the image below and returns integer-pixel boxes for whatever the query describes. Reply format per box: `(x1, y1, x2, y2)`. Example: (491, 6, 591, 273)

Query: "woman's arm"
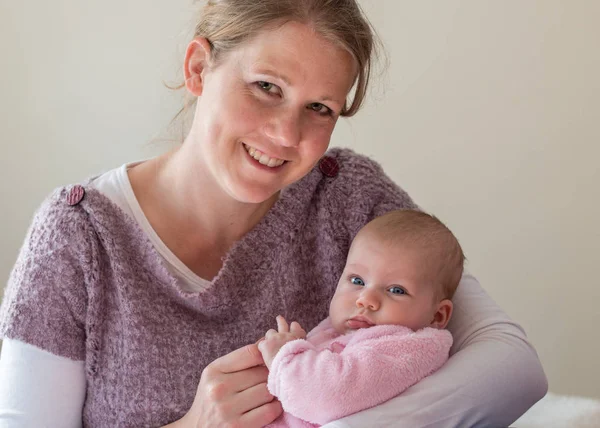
(327, 152, 547, 426)
(322, 272, 548, 428)
(0, 189, 282, 428)
(0, 338, 86, 428)
(0, 335, 282, 428)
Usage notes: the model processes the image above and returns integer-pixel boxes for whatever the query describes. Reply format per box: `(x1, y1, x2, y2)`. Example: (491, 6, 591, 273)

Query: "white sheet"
(514, 392, 600, 428)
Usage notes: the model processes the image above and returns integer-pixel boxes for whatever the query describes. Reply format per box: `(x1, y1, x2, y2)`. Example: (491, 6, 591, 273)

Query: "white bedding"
(514, 392, 600, 427)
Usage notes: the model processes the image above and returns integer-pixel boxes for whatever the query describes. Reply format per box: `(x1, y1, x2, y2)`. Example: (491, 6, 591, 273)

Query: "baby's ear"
(430, 299, 453, 329)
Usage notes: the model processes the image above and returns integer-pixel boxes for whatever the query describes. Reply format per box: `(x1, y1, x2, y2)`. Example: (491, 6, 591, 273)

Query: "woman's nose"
(356, 289, 380, 311)
(264, 109, 301, 147)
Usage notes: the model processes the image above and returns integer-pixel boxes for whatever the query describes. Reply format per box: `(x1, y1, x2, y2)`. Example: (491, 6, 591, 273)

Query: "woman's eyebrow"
(251, 67, 291, 85)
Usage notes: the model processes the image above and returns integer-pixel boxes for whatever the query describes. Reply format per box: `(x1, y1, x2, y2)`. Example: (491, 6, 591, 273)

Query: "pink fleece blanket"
(266, 318, 452, 427)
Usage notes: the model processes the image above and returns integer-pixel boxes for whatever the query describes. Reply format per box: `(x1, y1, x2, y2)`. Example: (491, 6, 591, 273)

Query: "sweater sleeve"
(267, 326, 452, 425)
(0, 338, 86, 428)
(0, 188, 93, 361)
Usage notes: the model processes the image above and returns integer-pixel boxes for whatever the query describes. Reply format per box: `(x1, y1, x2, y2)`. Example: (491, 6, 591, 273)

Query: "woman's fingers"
(211, 343, 264, 374)
(229, 366, 269, 393)
(184, 344, 277, 428)
(235, 382, 275, 414)
(276, 315, 289, 333)
(240, 398, 283, 428)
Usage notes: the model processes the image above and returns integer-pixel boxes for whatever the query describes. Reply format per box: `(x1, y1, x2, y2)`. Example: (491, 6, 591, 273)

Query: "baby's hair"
(362, 210, 465, 301)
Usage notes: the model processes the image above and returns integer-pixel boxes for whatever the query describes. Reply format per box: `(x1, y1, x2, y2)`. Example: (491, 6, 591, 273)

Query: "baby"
(258, 209, 465, 427)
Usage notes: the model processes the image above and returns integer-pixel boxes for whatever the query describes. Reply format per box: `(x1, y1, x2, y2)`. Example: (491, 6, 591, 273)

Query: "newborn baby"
(259, 209, 465, 427)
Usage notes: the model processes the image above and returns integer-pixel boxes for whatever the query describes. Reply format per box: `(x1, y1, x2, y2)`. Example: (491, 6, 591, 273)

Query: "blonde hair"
(362, 210, 465, 301)
(172, 0, 380, 125)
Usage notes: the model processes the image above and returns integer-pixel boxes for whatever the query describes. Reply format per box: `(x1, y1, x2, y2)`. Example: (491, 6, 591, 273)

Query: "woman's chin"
(226, 182, 281, 205)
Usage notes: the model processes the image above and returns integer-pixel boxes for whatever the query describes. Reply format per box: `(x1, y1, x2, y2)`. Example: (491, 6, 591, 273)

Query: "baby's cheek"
(328, 295, 341, 320)
(328, 296, 349, 334)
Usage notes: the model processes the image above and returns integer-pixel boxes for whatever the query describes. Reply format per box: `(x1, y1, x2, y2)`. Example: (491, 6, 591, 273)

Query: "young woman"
(0, 1, 547, 427)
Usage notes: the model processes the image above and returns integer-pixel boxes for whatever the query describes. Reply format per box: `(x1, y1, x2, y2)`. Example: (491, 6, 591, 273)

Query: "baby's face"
(329, 231, 440, 334)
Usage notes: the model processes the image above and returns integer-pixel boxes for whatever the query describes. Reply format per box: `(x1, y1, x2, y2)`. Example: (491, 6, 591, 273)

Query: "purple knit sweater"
(0, 148, 416, 427)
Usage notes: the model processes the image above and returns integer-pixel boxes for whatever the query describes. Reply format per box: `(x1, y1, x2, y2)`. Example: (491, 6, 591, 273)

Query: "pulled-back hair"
(184, 0, 379, 117)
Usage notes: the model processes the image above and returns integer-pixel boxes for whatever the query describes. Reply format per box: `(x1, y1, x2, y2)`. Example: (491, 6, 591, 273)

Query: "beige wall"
(1, 1, 598, 398)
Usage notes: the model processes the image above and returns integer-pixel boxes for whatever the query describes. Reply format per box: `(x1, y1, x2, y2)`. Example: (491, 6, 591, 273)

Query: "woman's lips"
(346, 316, 374, 329)
(243, 143, 286, 168)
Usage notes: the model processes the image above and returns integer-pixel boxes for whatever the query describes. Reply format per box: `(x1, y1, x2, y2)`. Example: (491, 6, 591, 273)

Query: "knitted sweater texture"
(0, 148, 417, 427)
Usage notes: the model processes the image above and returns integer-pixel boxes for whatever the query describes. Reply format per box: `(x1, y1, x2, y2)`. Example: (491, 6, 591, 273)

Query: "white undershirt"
(92, 163, 212, 292)
(0, 165, 546, 428)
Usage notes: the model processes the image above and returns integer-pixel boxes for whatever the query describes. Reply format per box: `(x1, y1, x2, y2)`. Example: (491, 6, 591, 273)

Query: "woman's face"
(189, 21, 357, 204)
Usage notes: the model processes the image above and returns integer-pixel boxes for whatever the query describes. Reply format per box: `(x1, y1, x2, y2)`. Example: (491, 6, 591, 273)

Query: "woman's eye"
(308, 102, 332, 116)
(389, 287, 406, 295)
(350, 276, 365, 286)
(256, 81, 278, 94)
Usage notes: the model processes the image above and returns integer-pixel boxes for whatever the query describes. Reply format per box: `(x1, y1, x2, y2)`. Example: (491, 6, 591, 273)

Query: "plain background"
(1, 0, 598, 399)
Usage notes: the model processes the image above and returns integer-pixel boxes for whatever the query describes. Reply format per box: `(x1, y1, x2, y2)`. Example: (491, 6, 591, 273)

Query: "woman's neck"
(128, 142, 278, 275)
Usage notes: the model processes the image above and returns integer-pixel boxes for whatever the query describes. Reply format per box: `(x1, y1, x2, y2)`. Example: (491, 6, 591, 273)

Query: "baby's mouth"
(347, 315, 374, 329)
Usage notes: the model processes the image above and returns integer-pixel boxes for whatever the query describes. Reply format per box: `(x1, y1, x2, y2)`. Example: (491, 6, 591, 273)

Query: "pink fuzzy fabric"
(266, 318, 452, 427)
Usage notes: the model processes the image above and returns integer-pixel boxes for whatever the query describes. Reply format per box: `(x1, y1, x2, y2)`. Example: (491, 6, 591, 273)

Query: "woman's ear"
(430, 299, 453, 329)
(184, 37, 213, 97)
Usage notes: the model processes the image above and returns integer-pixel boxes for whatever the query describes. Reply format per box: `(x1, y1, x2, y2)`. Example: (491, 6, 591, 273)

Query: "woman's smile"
(188, 21, 356, 204)
(243, 143, 287, 168)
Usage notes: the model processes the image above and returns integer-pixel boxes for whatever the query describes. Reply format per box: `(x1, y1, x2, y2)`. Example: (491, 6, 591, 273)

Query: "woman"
(0, 0, 547, 427)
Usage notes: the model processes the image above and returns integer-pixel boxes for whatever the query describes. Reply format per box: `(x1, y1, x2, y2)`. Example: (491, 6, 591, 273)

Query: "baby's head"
(329, 210, 465, 334)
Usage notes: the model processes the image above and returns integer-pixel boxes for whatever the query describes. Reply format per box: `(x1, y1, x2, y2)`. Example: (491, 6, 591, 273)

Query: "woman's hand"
(258, 315, 307, 369)
(169, 343, 282, 428)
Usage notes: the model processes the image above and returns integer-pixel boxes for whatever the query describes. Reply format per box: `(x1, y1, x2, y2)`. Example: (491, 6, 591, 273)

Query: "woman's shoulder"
(325, 146, 385, 177)
(25, 185, 93, 252)
(319, 147, 418, 213)
(25, 183, 136, 256)
(291, 147, 418, 242)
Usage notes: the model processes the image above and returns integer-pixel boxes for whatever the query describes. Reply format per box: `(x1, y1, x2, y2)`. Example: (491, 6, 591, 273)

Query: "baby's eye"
(389, 287, 406, 295)
(350, 276, 365, 286)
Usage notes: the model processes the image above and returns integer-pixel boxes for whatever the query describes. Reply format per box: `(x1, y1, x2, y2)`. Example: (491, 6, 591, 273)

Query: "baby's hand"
(258, 315, 306, 369)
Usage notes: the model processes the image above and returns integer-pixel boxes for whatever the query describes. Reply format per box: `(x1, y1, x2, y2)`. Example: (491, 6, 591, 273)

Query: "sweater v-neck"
(209, 162, 323, 292)
(90, 156, 325, 304)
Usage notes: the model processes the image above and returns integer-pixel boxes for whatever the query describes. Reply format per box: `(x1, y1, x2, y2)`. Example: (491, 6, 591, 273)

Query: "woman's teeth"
(243, 143, 285, 168)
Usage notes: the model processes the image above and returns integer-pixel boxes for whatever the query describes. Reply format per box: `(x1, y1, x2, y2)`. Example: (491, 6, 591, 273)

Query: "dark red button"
(319, 156, 339, 178)
(66, 185, 85, 206)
